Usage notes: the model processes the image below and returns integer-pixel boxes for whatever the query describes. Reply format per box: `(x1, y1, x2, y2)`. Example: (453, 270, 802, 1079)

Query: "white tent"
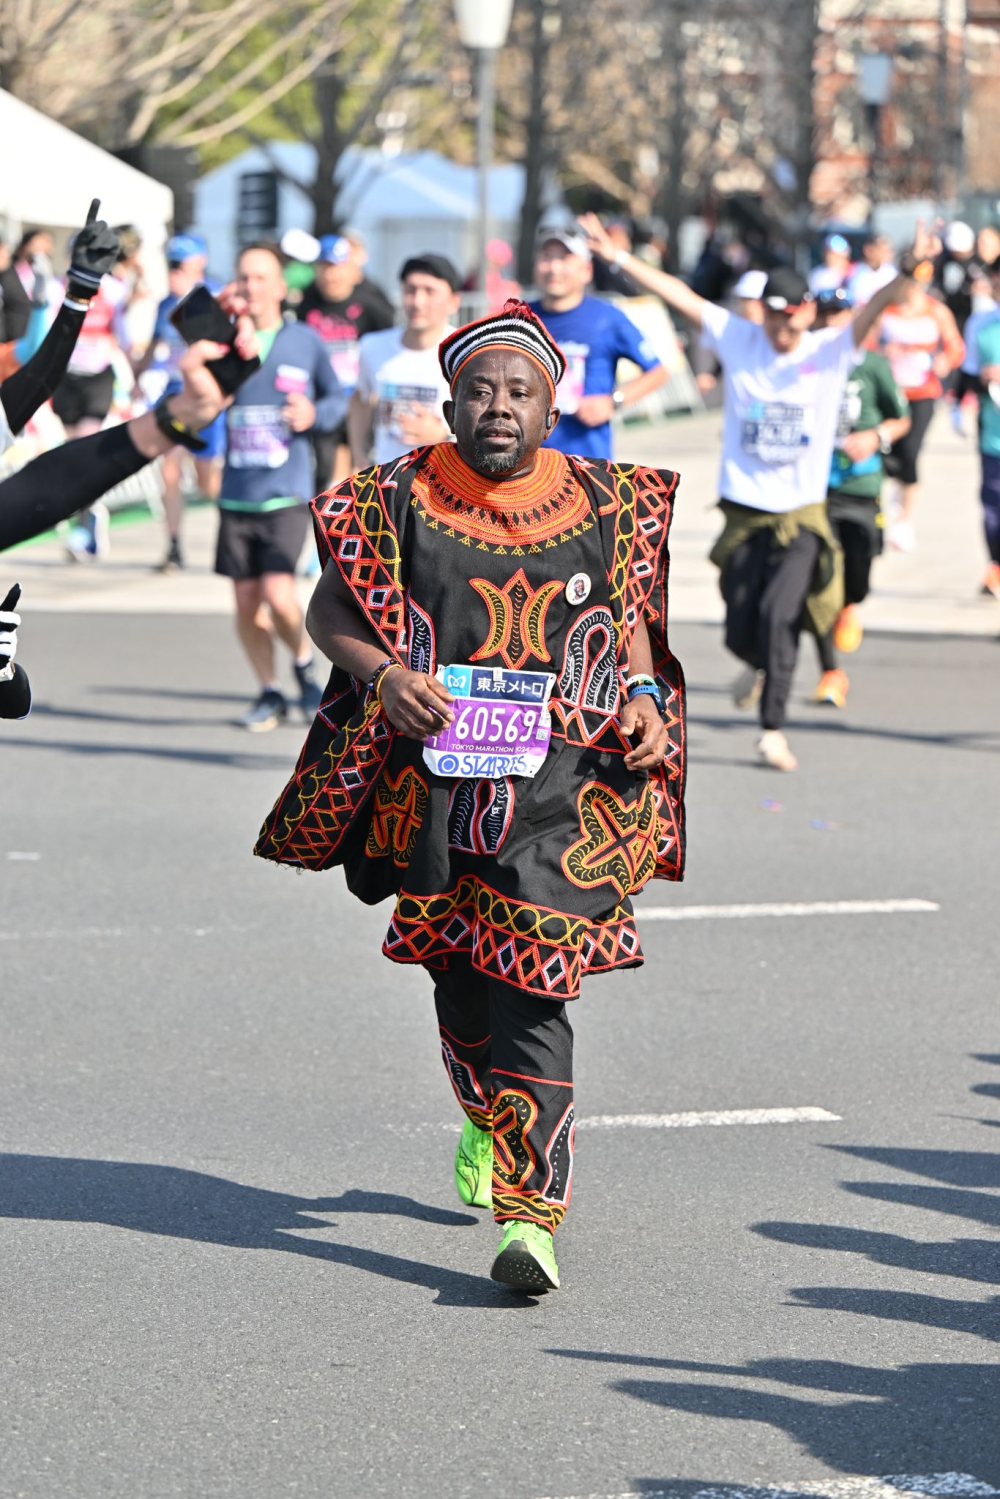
(0, 89, 173, 263)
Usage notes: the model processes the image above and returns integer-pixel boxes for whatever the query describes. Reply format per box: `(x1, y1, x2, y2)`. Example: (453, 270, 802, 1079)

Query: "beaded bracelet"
(625, 672, 657, 691)
(370, 658, 402, 702)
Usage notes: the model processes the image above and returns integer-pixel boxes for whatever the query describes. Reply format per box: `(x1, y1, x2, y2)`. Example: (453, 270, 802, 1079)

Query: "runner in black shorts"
(810, 288, 911, 707)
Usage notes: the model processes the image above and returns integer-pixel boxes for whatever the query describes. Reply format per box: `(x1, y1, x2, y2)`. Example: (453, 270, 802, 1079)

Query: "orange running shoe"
(980, 563, 1000, 600)
(813, 669, 849, 708)
(833, 604, 863, 654)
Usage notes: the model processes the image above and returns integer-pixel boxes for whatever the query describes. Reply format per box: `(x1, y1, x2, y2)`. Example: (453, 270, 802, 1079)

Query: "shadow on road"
(689, 710, 1000, 756)
(544, 1052, 1000, 1485)
(0, 1155, 538, 1310)
(0, 734, 292, 771)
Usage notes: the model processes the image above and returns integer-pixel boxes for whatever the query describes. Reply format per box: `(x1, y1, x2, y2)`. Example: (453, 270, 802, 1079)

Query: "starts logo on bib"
(741, 401, 809, 463)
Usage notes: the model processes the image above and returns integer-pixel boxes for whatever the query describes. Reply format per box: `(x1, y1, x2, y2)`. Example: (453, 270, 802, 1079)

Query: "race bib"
(227, 406, 291, 469)
(741, 401, 810, 463)
(423, 664, 555, 780)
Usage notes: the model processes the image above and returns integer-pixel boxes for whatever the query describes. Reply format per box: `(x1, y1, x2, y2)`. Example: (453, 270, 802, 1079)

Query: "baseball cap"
(535, 224, 592, 261)
(733, 269, 767, 301)
(825, 233, 851, 255)
(945, 220, 976, 254)
(815, 285, 855, 310)
(167, 232, 206, 264)
(317, 234, 352, 265)
(399, 253, 461, 291)
(280, 228, 320, 263)
(762, 268, 812, 312)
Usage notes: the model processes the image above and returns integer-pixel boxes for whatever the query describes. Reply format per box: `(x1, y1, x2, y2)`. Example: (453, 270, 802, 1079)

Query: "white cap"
(280, 228, 320, 264)
(945, 221, 975, 255)
(734, 269, 768, 301)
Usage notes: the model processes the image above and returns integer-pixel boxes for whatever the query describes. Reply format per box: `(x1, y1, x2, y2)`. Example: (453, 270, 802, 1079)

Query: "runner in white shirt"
(350, 254, 460, 468)
(579, 213, 940, 770)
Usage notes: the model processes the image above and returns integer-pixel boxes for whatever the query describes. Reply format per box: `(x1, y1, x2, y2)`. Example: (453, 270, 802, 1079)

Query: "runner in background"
(341, 228, 396, 327)
(297, 234, 394, 489)
(810, 287, 911, 707)
(529, 224, 667, 461)
(349, 254, 460, 469)
(215, 243, 345, 730)
(138, 234, 226, 572)
(579, 213, 938, 771)
(845, 234, 897, 306)
(970, 259, 1000, 600)
(879, 270, 964, 551)
(808, 233, 853, 298)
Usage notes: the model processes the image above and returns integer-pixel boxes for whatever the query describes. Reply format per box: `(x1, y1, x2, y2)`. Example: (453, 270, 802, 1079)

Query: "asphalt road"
(1, 612, 998, 1499)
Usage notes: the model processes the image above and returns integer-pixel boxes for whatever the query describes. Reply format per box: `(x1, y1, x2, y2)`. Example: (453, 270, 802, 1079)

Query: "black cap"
(399, 253, 461, 291)
(762, 267, 811, 311)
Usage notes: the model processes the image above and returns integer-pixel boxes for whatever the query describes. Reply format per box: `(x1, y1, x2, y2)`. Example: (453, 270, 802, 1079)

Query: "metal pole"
(477, 45, 496, 296)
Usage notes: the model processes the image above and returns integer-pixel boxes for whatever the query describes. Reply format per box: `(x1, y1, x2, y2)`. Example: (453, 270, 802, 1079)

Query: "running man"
(529, 224, 667, 460)
(139, 233, 225, 572)
(580, 213, 940, 770)
(970, 258, 1000, 599)
(215, 243, 345, 731)
(349, 254, 460, 469)
(256, 301, 686, 1291)
(810, 287, 911, 707)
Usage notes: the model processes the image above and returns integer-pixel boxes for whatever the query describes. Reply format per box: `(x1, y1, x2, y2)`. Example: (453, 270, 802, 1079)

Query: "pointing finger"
(86, 198, 100, 226)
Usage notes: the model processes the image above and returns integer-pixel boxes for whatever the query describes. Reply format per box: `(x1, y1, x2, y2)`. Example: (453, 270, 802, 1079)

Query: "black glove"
(66, 199, 121, 303)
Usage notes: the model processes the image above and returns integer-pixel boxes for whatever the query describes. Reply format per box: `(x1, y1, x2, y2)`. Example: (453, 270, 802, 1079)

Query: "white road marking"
(0, 923, 242, 941)
(6, 851, 40, 861)
(638, 898, 940, 922)
(410, 1106, 839, 1136)
(534, 1474, 999, 1499)
(577, 1106, 840, 1130)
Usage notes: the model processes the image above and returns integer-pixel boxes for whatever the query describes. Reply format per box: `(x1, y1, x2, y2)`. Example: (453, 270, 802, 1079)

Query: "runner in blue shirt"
(527, 226, 666, 460)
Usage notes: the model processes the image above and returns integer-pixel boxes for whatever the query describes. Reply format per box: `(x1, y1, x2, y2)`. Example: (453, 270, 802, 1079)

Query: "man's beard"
(472, 431, 527, 473)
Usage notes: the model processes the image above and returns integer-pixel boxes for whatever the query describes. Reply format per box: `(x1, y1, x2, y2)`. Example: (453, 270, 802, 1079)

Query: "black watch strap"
(153, 397, 208, 453)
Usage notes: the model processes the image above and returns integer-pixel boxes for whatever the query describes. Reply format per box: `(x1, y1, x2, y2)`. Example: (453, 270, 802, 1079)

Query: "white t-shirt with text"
(700, 302, 860, 513)
(356, 326, 455, 466)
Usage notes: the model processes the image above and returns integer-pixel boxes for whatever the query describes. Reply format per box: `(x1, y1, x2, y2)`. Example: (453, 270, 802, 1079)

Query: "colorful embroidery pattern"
(562, 781, 658, 899)
(315, 463, 408, 653)
(493, 1089, 538, 1189)
(365, 764, 429, 867)
(383, 875, 642, 997)
(411, 443, 592, 551)
(468, 568, 563, 669)
(439, 1026, 492, 1132)
(448, 777, 514, 855)
(558, 606, 619, 711)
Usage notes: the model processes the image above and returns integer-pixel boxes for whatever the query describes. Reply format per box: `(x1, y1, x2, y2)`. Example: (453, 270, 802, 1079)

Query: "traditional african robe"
(255, 442, 685, 1002)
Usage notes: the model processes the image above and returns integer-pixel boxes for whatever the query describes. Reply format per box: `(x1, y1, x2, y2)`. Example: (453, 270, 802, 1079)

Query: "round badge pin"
(565, 573, 591, 606)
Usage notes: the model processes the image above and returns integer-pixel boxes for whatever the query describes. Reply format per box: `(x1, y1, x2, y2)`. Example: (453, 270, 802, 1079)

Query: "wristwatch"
(153, 396, 208, 453)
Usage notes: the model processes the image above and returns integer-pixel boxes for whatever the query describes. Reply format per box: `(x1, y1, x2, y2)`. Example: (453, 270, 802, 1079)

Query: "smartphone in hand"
(169, 284, 261, 396)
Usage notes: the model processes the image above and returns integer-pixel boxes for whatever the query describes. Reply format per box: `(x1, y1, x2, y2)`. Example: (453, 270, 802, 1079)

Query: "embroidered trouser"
(432, 956, 575, 1233)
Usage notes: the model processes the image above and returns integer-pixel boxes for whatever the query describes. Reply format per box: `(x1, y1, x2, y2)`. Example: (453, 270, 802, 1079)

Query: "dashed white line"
(533, 1473, 999, 1499)
(637, 898, 940, 922)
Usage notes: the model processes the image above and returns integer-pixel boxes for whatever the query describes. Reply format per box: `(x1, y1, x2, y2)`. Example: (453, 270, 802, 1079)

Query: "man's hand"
(167, 339, 234, 431)
(620, 692, 669, 771)
(284, 393, 316, 432)
(575, 394, 616, 427)
(839, 429, 881, 462)
(379, 669, 456, 741)
(66, 199, 121, 302)
(578, 212, 620, 263)
(395, 405, 448, 447)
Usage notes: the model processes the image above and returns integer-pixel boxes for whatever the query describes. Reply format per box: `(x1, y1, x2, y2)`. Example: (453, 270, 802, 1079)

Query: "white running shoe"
(888, 519, 916, 552)
(733, 667, 765, 710)
(756, 729, 798, 772)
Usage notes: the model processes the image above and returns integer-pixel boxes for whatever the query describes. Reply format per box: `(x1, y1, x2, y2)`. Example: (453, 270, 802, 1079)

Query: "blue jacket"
(220, 319, 346, 508)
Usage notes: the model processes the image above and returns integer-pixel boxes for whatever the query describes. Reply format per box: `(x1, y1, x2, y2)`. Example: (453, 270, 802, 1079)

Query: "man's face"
(534, 240, 591, 303)
(237, 248, 286, 323)
(401, 272, 459, 333)
(316, 257, 357, 301)
(864, 237, 892, 268)
(168, 255, 204, 298)
(23, 231, 52, 262)
(444, 349, 557, 477)
(762, 301, 815, 353)
(825, 246, 850, 272)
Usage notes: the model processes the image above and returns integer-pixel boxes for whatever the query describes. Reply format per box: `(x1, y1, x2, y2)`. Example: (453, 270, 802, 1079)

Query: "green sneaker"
(454, 1118, 493, 1209)
(490, 1221, 560, 1292)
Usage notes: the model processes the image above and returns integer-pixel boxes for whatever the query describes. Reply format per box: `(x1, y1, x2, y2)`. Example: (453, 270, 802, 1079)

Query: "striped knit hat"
(439, 299, 566, 400)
